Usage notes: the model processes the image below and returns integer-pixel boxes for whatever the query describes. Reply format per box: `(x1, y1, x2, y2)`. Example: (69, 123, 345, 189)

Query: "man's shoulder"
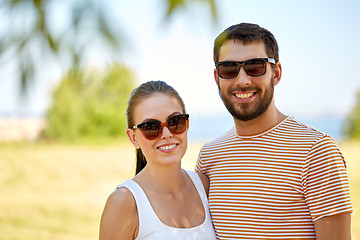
(278, 116, 329, 139)
(200, 117, 335, 151)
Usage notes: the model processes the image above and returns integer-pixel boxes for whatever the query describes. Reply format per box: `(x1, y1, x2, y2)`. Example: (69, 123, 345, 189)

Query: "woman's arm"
(99, 187, 138, 240)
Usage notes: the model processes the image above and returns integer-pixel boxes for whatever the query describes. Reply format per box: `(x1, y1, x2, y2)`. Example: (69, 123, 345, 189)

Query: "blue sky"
(1, 0, 360, 121)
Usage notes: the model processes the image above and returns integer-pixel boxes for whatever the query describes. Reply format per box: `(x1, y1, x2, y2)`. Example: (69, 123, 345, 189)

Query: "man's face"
(215, 40, 278, 122)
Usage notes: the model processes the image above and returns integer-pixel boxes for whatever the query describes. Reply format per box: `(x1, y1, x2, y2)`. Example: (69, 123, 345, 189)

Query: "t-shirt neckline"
(234, 115, 291, 140)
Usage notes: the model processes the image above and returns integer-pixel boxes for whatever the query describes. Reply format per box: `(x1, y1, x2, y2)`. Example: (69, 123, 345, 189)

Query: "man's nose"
(234, 67, 252, 87)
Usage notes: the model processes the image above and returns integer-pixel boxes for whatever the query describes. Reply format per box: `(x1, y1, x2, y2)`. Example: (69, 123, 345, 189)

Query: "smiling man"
(196, 23, 352, 239)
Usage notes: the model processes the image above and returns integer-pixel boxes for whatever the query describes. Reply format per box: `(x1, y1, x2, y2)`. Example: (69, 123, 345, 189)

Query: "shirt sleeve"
(195, 149, 204, 174)
(302, 135, 353, 222)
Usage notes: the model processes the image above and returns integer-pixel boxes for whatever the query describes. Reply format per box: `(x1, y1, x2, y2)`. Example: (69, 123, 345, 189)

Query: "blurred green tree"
(0, 0, 217, 96)
(44, 63, 135, 141)
(343, 89, 360, 140)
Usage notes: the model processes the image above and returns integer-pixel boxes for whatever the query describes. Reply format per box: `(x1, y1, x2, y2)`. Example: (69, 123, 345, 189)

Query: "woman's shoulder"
(99, 183, 138, 239)
(109, 185, 136, 207)
(184, 169, 210, 196)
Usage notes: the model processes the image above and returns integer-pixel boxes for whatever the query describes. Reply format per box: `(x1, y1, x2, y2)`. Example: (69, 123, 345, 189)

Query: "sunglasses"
(215, 58, 276, 79)
(132, 114, 189, 140)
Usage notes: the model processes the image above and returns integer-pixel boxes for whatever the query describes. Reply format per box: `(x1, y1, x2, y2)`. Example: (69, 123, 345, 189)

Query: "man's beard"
(219, 77, 274, 122)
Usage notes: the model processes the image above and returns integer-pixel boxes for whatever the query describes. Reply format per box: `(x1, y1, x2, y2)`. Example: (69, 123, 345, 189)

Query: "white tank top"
(117, 170, 217, 240)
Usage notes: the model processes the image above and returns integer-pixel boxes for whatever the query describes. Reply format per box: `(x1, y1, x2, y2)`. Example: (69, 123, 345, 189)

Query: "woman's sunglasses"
(132, 114, 189, 140)
(215, 57, 276, 79)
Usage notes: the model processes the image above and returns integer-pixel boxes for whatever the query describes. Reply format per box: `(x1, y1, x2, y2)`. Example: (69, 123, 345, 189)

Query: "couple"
(99, 23, 352, 239)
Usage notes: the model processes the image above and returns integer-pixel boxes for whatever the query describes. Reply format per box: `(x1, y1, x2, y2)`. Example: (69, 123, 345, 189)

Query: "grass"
(341, 141, 360, 238)
(0, 140, 359, 239)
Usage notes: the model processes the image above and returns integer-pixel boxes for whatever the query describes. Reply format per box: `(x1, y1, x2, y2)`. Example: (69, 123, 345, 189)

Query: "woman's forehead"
(134, 93, 183, 121)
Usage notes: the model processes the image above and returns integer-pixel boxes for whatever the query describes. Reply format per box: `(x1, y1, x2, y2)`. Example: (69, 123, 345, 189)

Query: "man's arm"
(197, 172, 210, 196)
(314, 212, 351, 240)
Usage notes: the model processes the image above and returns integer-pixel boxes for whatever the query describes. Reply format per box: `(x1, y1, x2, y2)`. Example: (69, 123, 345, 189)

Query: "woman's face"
(127, 93, 188, 169)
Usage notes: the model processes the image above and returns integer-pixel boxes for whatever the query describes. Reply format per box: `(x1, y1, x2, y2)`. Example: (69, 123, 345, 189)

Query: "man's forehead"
(218, 40, 267, 60)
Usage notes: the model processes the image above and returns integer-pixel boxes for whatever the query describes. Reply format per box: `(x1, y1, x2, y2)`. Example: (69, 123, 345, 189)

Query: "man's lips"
(232, 90, 257, 102)
(234, 92, 255, 99)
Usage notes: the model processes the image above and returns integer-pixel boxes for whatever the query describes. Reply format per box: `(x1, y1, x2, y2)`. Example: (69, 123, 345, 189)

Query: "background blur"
(1, 0, 359, 239)
(1, 0, 360, 142)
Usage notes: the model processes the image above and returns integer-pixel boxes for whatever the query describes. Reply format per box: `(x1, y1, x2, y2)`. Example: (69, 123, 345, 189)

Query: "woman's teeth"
(158, 144, 177, 150)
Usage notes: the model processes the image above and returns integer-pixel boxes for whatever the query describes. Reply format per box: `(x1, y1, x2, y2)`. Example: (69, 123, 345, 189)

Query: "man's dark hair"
(214, 23, 279, 63)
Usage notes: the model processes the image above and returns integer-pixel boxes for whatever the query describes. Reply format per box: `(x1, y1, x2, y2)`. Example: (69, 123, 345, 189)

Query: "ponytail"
(135, 149, 147, 174)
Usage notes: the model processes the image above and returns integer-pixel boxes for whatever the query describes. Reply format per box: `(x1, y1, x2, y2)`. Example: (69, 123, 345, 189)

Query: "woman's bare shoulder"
(99, 186, 138, 240)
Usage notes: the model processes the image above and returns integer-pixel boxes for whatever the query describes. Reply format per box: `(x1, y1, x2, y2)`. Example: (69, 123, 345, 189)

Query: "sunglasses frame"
(132, 114, 189, 140)
(215, 57, 276, 79)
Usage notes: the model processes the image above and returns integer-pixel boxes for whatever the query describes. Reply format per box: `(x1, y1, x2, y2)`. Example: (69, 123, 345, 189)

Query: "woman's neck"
(134, 163, 186, 195)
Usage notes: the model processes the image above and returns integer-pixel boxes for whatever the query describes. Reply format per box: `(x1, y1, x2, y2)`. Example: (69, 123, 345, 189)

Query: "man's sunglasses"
(132, 114, 189, 140)
(215, 58, 276, 79)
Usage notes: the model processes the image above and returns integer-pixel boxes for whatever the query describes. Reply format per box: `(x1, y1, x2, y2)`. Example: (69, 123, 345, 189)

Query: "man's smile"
(234, 92, 256, 99)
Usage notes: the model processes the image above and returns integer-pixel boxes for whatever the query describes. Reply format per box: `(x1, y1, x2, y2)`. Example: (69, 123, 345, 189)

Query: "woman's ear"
(126, 129, 140, 149)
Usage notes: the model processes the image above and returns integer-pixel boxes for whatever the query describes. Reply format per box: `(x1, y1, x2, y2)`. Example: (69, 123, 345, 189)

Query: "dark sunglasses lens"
(244, 59, 266, 76)
(141, 121, 162, 140)
(167, 115, 187, 134)
(218, 62, 240, 79)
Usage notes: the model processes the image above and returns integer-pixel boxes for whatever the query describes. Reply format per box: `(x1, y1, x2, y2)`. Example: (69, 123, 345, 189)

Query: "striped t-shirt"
(196, 116, 352, 239)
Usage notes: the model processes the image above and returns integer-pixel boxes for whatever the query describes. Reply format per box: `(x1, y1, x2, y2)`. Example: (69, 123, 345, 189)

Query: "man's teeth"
(235, 92, 254, 99)
(158, 144, 177, 150)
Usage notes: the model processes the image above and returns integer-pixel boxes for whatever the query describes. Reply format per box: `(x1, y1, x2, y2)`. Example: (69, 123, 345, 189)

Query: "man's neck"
(234, 107, 287, 136)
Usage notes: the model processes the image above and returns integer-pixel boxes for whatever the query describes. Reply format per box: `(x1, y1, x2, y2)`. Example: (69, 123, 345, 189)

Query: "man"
(196, 23, 352, 239)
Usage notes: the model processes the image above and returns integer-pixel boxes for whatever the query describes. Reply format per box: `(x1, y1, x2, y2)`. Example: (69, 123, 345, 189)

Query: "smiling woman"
(99, 80, 217, 240)
(127, 93, 188, 172)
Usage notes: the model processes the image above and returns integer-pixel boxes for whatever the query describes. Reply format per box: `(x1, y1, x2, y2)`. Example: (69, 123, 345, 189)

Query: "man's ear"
(126, 129, 140, 149)
(273, 62, 282, 86)
(214, 68, 220, 86)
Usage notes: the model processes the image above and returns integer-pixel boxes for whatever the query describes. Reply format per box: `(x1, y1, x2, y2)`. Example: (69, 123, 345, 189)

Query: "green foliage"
(44, 63, 135, 141)
(0, 0, 124, 95)
(0, 0, 217, 96)
(343, 89, 360, 140)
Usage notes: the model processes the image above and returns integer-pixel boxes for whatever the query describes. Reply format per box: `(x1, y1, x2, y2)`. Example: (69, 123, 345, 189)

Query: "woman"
(99, 80, 216, 240)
